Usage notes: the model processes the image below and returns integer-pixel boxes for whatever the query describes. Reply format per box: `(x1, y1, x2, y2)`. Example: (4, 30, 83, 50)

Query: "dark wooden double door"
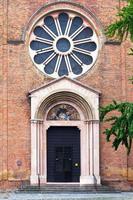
(47, 127, 80, 182)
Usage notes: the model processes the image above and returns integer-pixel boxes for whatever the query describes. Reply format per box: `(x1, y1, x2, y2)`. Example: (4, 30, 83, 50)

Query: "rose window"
(29, 11, 99, 78)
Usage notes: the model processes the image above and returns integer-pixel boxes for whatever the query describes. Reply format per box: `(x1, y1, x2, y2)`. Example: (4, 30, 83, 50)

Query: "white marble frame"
(29, 77, 101, 185)
(30, 107, 100, 185)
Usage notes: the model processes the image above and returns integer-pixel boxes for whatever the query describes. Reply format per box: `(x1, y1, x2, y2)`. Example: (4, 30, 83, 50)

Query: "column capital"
(31, 119, 43, 124)
(84, 119, 99, 124)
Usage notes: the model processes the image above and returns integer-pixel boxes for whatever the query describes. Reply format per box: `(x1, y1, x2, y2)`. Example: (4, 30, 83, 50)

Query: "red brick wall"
(0, 0, 133, 190)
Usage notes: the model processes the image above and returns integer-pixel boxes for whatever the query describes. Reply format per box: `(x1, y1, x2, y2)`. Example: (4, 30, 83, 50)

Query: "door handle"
(74, 163, 79, 167)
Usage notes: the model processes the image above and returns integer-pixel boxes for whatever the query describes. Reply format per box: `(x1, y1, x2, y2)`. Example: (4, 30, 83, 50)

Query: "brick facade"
(0, 0, 133, 190)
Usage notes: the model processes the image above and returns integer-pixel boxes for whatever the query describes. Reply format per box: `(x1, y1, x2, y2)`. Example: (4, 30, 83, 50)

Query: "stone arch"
(36, 91, 94, 120)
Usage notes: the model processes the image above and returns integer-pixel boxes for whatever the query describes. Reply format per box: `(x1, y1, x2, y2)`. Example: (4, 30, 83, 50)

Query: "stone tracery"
(29, 11, 99, 78)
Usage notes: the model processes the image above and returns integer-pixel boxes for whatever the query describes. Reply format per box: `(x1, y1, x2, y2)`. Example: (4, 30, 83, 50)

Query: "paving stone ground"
(0, 192, 133, 200)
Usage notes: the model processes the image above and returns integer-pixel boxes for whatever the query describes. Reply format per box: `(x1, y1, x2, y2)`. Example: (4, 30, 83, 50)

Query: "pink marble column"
(93, 120, 101, 184)
(30, 119, 43, 185)
(80, 121, 95, 184)
(80, 120, 101, 185)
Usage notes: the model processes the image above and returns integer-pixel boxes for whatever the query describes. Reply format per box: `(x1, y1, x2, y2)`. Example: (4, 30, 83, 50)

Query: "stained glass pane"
(30, 41, 51, 50)
(69, 17, 83, 36)
(73, 51, 93, 65)
(56, 38, 70, 52)
(34, 26, 53, 40)
(34, 51, 54, 64)
(58, 13, 69, 34)
(58, 57, 68, 76)
(44, 16, 58, 36)
(44, 55, 58, 74)
(75, 42, 97, 52)
(73, 27, 93, 40)
(68, 55, 83, 75)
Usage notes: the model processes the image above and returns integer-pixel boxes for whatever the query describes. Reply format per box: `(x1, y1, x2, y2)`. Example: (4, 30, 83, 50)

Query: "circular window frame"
(28, 9, 101, 79)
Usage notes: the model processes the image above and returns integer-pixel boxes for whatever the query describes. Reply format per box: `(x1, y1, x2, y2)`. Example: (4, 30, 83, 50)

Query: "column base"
(80, 175, 98, 185)
(40, 176, 47, 184)
(30, 175, 38, 185)
(95, 175, 101, 185)
(30, 175, 47, 185)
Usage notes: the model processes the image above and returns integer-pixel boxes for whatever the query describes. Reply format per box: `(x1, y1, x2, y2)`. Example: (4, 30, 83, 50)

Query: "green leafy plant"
(100, 0, 133, 154)
(100, 101, 133, 155)
(106, 0, 133, 54)
(106, 0, 133, 42)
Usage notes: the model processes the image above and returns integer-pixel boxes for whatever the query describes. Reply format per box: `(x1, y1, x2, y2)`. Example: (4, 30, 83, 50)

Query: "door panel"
(55, 146, 72, 182)
(47, 126, 80, 182)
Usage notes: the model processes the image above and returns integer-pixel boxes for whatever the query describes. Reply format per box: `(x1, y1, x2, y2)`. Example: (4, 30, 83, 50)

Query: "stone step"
(18, 184, 120, 194)
(5, 192, 128, 200)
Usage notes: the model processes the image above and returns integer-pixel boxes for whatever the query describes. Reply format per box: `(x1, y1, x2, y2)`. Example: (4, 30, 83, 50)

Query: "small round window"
(29, 11, 99, 79)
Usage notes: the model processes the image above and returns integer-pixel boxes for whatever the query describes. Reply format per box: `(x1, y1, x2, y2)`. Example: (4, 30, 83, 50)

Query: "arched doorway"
(43, 101, 87, 184)
(46, 103, 81, 182)
(29, 77, 101, 185)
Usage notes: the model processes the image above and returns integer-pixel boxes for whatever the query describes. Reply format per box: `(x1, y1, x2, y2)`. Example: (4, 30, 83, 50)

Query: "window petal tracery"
(29, 11, 99, 78)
